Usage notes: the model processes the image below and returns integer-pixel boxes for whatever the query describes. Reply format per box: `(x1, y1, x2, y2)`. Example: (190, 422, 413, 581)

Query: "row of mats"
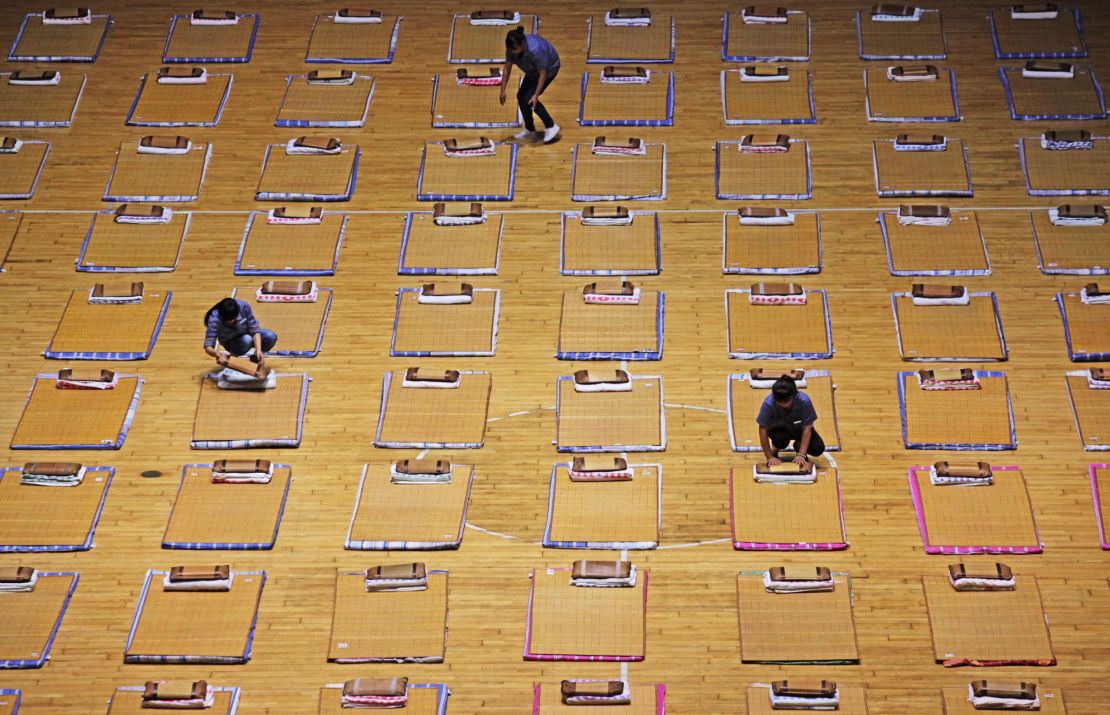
(1, 8, 1106, 713)
(1, 61, 1107, 128)
(1, 6, 1095, 64)
(4, 134, 1110, 200)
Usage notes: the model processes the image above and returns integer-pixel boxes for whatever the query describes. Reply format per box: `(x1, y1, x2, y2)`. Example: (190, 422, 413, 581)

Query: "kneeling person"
(757, 376, 825, 466)
(202, 297, 277, 366)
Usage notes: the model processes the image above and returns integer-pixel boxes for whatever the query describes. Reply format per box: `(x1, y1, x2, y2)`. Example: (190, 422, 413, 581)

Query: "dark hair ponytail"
(505, 25, 526, 50)
(203, 297, 241, 326)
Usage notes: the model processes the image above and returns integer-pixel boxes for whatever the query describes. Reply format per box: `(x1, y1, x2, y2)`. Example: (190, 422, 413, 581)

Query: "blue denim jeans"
(220, 329, 277, 356)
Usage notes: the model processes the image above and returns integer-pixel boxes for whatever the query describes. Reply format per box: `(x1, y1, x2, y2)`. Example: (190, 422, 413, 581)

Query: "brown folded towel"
(750, 368, 805, 381)
(771, 680, 837, 698)
(168, 565, 231, 583)
(422, 282, 473, 297)
(582, 205, 630, 219)
(343, 677, 409, 697)
(912, 284, 965, 299)
(584, 279, 634, 296)
(752, 282, 802, 296)
(889, 65, 938, 79)
(395, 459, 451, 475)
(896, 134, 944, 147)
(1044, 129, 1090, 143)
(609, 7, 650, 19)
(970, 681, 1037, 701)
(213, 459, 271, 474)
(140, 135, 189, 150)
(768, 565, 832, 582)
(0, 566, 35, 583)
(470, 9, 517, 20)
(218, 355, 270, 379)
(367, 562, 427, 581)
(603, 65, 649, 78)
(741, 134, 791, 149)
(1058, 204, 1107, 220)
(744, 65, 788, 78)
(445, 136, 493, 152)
(740, 207, 790, 219)
(337, 8, 382, 19)
(1085, 282, 1107, 297)
(561, 680, 625, 698)
(157, 67, 205, 81)
(23, 462, 83, 476)
(143, 680, 208, 702)
(872, 3, 917, 17)
(934, 461, 992, 479)
(574, 368, 630, 385)
(260, 280, 312, 296)
(307, 69, 355, 83)
(572, 455, 629, 472)
(294, 136, 341, 152)
(192, 10, 237, 21)
(948, 562, 1013, 582)
(899, 204, 950, 220)
(594, 136, 643, 150)
(91, 282, 144, 299)
(405, 367, 460, 384)
(572, 560, 632, 580)
(919, 367, 975, 382)
(58, 368, 115, 383)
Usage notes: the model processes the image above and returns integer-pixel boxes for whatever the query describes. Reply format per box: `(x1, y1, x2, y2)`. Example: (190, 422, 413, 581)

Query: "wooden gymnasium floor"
(0, 0, 1109, 712)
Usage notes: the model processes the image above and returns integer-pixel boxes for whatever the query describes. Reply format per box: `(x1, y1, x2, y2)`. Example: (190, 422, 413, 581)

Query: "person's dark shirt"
(203, 299, 259, 348)
(506, 34, 560, 74)
(756, 392, 818, 428)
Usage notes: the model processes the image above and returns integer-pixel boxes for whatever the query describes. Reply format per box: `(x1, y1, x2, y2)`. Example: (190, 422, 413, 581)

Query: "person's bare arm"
(530, 68, 548, 106)
(759, 426, 781, 464)
(793, 425, 813, 465)
(253, 333, 265, 365)
(498, 61, 513, 105)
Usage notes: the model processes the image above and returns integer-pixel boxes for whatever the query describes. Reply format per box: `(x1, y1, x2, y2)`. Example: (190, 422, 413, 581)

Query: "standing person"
(756, 376, 826, 466)
(500, 25, 561, 144)
(202, 297, 277, 365)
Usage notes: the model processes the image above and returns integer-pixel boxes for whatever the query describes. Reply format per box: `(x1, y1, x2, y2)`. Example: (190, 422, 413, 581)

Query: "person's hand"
(528, 93, 539, 108)
(793, 454, 809, 467)
(499, 87, 507, 105)
(766, 456, 783, 466)
(255, 353, 265, 367)
(215, 350, 230, 363)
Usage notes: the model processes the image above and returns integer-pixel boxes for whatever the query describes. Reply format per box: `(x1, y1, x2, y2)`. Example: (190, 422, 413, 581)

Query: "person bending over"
(757, 376, 826, 466)
(500, 25, 561, 144)
(202, 297, 277, 366)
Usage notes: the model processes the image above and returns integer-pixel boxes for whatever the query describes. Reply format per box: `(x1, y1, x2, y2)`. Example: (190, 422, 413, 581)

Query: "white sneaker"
(542, 123, 561, 144)
(514, 129, 539, 141)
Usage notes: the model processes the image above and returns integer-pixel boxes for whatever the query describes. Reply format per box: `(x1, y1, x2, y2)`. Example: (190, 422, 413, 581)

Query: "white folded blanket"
(887, 66, 936, 82)
(748, 377, 807, 389)
(190, 14, 239, 25)
(365, 577, 428, 592)
(741, 8, 788, 24)
(216, 368, 277, 391)
(433, 214, 485, 226)
(137, 141, 190, 155)
(1048, 208, 1105, 226)
(1012, 7, 1057, 20)
(88, 289, 142, 304)
(753, 466, 816, 484)
(600, 70, 650, 85)
(768, 688, 839, 710)
(581, 214, 633, 226)
(571, 564, 637, 588)
(604, 12, 650, 26)
(417, 290, 473, 305)
(402, 376, 460, 389)
(115, 209, 173, 225)
(157, 71, 207, 85)
(1023, 65, 1073, 79)
(928, 465, 991, 486)
(470, 11, 519, 25)
(0, 571, 38, 592)
(740, 67, 789, 83)
(9, 73, 61, 86)
(1041, 134, 1092, 150)
(0, 139, 23, 154)
(163, 574, 232, 591)
(1080, 286, 1110, 304)
(211, 468, 273, 484)
(592, 144, 647, 156)
(57, 374, 118, 390)
(872, 7, 923, 21)
(949, 573, 1015, 591)
(968, 684, 1040, 710)
(573, 379, 633, 393)
(390, 467, 452, 484)
(286, 139, 340, 155)
(584, 287, 640, 305)
(740, 212, 794, 226)
(894, 138, 946, 151)
(21, 466, 86, 487)
(335, 12, 383, 24)
(1088, 373, 1110, 389)
(42, 12, 91, 25)
(897, 212, 950, 226)
(762, 571, 834, 593)
(911, 291, 970, 306)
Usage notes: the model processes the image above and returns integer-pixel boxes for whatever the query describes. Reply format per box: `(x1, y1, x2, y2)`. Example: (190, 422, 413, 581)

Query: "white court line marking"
(620, 662, 629, 681)
(416, 449, 429, 459)
(664, 402, 726, 414)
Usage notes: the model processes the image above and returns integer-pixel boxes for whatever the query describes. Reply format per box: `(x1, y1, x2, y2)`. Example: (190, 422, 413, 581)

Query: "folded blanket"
(918, 368, 981, 391)
(968, 681, 1040, 711)
(911, 283, 969, 306)
(287, 136, 341, 155)
(56, 368, 117, 390)
(366, 562, 428, 592)
(573, 368, 632, 393)
(569, 455, 633, 481)
(897, 204, 951, 226)
(89, 281, 145, 304)
(740, 134, 790, 153)
(887, 64, 938, 82)
(217, 369, 276, 391)
(469, 9, 520, 25)
(763, 565, 834, 593)
(871, 3, 923, 21)
(894, 134, 947, 151)
(1080, 282, 1110, 304)
(191, 9, 239, 25)
(740, 65, 789, 83)
(456, 68, 502, 87)
(749, 282, 806, 305)
(571, 560, 637, 587)
(138, 135, 191, 155)
(581, 205, 632, 226)
(115, 204, 173, 225)
(142, 680, 214, 710)
(605, 7, 651, 26)
(8, 70, 61, 86)
(335, 8, 383, 24)
(0, 137, 24, 154)
(419, 282, 474, 305)
(433, 201, 486, 226)
(583, 279, 640, 304)
(403, 367, 461, 389)
(443, 137, 495, 157)
(211, 459, 273, 484)
(742, 5, 789, 24)
(739, 207, 794, 225)
(43, 7, 92, 24)
(156, 66, 207, 85)
(753, 461, 816, 484)
(1041, 129, 1092, 151)
(0, 566, 37, 592)
(769, 680, 839, 710)
(748, 368, 806, 388)
(948, 563, 1015, 591)
(1023, 60, 1074, 79)
(391, 458, 453, 484)
(561, 680, 631, 706)
(265, 207, 321, 228)
(342, 677, 409, 708)
(21, 462, 86, 487)
(600, 66, 650, 84)
(1089, 367, 1110, 390)
(257, 279, 318, 302)
(165, 565, 232, 592)
(592, 136, 645, 156)
(929, 461, 992, 486)
(1049, 204, 1106, 226)
(307, 69, 356, 85)
(1011, 3, 1058, 20)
